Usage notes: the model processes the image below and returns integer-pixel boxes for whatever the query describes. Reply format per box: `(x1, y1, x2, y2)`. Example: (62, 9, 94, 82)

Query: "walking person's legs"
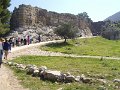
(4, 50, 8, 60)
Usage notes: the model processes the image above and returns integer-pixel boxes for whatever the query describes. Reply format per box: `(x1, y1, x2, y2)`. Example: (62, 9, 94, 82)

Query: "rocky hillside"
(10, 4, 93, 41)
(104, 11, 120, 22)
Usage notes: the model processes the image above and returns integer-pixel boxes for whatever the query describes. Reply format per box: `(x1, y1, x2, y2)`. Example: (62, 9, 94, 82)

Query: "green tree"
(78, 12, 92, 22)
(101, 21, 120, 40)
(54, 23, 79, 43)
(0, 0, 11, 36)
(78, 12, 89, 18)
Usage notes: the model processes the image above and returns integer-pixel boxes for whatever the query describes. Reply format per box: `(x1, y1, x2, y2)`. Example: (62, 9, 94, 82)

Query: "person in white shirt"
(0, 38, 3, 68)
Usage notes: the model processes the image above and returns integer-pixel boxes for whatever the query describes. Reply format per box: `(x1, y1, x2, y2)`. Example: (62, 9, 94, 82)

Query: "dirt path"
(9, 45, 120, 60)
(0, 64, 29, 90)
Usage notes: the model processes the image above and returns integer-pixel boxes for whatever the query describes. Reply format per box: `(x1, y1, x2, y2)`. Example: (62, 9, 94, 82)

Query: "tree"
(0, 0, 11, 36)
(0, 22, 9, 35)
(101, 21, 120, 40)
(78, 12, 89, 18)
(78, 12, 92, 23)
(54, 23, 79, 43)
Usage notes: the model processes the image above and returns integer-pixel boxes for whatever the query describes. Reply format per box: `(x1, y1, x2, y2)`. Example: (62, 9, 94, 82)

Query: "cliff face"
(10, 4, 92, 41)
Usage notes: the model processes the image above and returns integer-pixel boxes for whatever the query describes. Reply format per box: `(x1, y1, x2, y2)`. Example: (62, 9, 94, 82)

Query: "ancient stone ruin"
(10, 4, 93, 41)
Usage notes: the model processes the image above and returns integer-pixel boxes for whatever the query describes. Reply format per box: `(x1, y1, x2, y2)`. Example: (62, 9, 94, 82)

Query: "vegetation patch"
(40, 37, 120, 57)
(10, 55, 120, 90)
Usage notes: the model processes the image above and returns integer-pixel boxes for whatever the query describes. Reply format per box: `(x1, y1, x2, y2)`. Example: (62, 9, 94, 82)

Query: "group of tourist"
(9, 36, 31, 47)
(9, 35, 41, 47)
(0, 35, 41, 68)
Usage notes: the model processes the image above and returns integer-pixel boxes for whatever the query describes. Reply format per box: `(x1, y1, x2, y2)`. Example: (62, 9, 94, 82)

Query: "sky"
(9, 0, 120, 22)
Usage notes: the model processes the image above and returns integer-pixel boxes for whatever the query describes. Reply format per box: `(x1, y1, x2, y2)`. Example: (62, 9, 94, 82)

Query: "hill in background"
(104, 11, 120, 22)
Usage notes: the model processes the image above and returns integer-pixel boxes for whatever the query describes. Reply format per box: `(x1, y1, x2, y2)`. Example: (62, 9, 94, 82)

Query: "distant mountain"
(104, 11, 120, 22)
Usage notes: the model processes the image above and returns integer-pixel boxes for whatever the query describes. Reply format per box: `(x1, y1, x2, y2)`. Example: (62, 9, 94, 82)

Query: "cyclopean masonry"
(10, 4, 93, 41)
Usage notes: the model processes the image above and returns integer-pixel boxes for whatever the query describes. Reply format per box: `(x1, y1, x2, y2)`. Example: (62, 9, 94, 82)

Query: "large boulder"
(39, 66, 47, 72)
(113, 79, 120, 83)
(41, 70, 62, 82)
(75, 76, 81, 82)
(33, 69, 39, 77)
(65, 75, 75, 83)
(8, 62, 14, 66)
(16, 64, 26, 70)
(26, 65, 38, 75)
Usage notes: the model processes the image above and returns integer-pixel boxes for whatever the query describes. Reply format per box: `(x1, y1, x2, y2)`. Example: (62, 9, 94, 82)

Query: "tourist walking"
(27, 35, 30, 45)
(30, 36, 33, 44)
(24, 38, 27, 45)
(21, 38, 23, 45)
(18, 37, 20, 46)
(12, 37, 15, 47)
(3, 38, 10, 60)
(16, 38, 18, 46)
(0, 38, 3, 67)
(38, 35, 41, 42)
(8, 38, 12, 52)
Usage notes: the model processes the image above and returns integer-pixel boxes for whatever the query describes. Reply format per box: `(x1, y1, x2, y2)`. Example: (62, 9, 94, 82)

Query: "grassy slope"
(11, 56, 120, 90)
(41, 37, 120, 57)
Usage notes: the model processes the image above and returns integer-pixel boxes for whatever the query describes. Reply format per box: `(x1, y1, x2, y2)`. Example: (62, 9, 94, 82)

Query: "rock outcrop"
(10, 4, 93, 41)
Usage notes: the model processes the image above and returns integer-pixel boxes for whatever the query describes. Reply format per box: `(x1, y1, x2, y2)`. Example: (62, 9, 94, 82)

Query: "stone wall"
(10, 4, 93, 41)
(92, 21, 106, 36)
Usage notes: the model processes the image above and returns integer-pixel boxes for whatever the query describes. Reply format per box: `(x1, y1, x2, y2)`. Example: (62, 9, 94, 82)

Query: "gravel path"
(9, 46, 120, 60)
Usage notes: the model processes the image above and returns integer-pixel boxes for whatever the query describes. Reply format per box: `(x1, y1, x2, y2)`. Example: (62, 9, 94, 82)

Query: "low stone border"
(3, 61, 120, 89)
(3, 61, 94, 83)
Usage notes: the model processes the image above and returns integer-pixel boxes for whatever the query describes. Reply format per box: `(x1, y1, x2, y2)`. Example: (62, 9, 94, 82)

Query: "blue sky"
(9, 0, 120, 22)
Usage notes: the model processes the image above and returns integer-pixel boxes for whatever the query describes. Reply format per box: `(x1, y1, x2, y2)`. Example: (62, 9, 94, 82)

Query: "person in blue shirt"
(3, 38, 10, 60)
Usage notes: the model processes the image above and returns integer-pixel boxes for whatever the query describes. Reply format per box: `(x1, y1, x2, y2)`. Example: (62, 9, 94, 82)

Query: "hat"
(0, 38, 4, 41)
